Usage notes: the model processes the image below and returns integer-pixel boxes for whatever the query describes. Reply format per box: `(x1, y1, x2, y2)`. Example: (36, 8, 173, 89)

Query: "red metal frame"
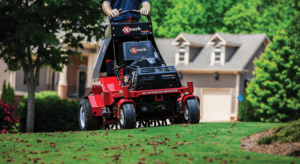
(88, 95, 104, 116)
(155, 94, 163, 101)
(89, 77, 200, 121)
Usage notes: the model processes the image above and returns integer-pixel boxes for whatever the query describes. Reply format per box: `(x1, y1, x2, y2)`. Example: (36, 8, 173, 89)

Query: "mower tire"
(184, 98, 200, 124)
(119, 103, 136, 129)
(78, 99, 101, 131)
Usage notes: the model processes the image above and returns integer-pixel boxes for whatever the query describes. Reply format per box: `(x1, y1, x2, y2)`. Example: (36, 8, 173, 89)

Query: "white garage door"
(202, 89, 231, 121)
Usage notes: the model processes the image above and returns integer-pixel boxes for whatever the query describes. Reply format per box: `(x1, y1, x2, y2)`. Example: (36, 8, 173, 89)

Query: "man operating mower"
(101, 0, 151, 36)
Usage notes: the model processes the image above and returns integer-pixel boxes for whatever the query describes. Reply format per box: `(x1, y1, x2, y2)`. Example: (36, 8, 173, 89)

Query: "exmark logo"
(122, 26, 141, 34)
(130, 47, 147, 54)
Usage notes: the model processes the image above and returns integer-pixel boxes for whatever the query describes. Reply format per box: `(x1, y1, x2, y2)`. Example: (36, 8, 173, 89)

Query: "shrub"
(0, 100, 19, 134)
(1, 80, 15, 106)
(257, 119, 300, 144)
(246, 31, 300, 123)
(18, 91, 80, 133)
(1, 80, 7, 101)
(238, 91, 259, 122)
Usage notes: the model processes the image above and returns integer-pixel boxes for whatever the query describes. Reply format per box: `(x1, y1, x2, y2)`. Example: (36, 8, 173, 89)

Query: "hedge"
(18, 91, 80, 132)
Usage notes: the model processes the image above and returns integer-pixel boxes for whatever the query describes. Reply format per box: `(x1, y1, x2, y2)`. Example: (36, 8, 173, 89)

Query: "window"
(214, 44, 221, 62)
(179, 45, 186, 62)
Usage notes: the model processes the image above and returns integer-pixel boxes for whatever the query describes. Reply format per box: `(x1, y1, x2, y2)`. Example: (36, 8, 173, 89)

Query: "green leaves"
(0, 0, 105, 72)
(247, 26, 300, 122)
(146, 0, 299, 39)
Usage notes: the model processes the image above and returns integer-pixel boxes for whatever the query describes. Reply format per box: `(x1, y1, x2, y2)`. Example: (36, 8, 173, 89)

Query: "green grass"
(1, 122, 299, 164)
(257, 119, 300, 145)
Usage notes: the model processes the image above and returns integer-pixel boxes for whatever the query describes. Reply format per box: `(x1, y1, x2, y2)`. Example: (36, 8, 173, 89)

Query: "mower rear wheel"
(78, 99, 101, 131)
(184, 98, 200, 124)
(119, 103, 136, 129)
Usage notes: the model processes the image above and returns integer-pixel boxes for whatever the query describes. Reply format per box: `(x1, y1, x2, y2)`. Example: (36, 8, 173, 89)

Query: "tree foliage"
(0, 0, 105, 132)
(246, 30, 300, 123)
(147, 0, 300, 39)
(222, 0, 300, 39)
(155, 0, 204, 38)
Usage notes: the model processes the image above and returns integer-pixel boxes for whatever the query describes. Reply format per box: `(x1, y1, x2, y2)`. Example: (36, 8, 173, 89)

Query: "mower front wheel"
(119, 103, 136, 129)
(78, 99, 101, 131)
(184, 98, 200, 124)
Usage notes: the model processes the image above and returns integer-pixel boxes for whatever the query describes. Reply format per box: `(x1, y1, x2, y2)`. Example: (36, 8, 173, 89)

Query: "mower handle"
(109, 10, 151, 24)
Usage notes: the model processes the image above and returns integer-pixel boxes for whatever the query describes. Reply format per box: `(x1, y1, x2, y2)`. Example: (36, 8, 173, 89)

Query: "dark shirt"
(101, 0, 148, 21)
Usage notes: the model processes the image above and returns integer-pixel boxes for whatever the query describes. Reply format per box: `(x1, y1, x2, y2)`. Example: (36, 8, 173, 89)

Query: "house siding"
(15, 66, 48, 93)
(180, 73, 237, 114)
(239, 43, 265, 96)
(181, 74, 236, 88)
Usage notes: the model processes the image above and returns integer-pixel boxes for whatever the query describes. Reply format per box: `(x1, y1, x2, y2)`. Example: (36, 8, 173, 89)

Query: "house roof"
(181, 33, 212, 46)
(217, 33, 241, 46)
(155, 38, 175, 66)
(156, 33, 269, 71)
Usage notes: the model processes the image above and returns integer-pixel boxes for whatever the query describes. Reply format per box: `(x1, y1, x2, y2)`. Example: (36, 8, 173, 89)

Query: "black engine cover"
(127, 65, 182, 90)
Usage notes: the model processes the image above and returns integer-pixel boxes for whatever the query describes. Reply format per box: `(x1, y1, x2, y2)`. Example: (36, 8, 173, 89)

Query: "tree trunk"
(26, 82, 35, 132)
(22, 59, 38, 133)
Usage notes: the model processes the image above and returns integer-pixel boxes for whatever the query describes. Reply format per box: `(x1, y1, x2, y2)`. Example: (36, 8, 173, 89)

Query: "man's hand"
(140, 8, 148, 16)
(102, 1, 122, 18)
(110, 8, 122, 18)
(141, 2, 150, 16)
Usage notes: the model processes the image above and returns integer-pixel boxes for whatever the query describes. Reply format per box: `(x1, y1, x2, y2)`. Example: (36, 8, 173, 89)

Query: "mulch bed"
(240, 128, 300, 158)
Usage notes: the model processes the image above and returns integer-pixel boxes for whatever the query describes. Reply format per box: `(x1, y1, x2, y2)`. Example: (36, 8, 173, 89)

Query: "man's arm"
(140, 1, 150, 16)
(102, 0, 121, 18)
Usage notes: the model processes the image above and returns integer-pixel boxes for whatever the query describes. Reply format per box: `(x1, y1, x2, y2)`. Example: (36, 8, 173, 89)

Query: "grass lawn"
(1, 122, 299, 164)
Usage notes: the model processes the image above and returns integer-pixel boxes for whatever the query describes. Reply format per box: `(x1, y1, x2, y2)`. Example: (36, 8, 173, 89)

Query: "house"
(0, 37, 100, 106)
(0, 32, 269, 122)
(155, 33, 270, 121)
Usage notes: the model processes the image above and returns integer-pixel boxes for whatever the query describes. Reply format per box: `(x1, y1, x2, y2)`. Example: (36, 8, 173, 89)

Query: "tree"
(0, 0, 106, 132)
(288, 13, 300, 70)
(220, 3, 260, 34)
(155, 0, 204, 38)
(221, 0, 300, 39)
(246, 30, 300, 123)
(140, 0, 172, 38)
(147, 0, 299, 39)
(147, 0, 243, 38)
(198, 0, 243, 34)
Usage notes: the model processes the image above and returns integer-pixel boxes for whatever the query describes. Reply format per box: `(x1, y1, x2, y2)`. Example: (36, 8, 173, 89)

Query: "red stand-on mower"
(78, 11, 200, 130)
